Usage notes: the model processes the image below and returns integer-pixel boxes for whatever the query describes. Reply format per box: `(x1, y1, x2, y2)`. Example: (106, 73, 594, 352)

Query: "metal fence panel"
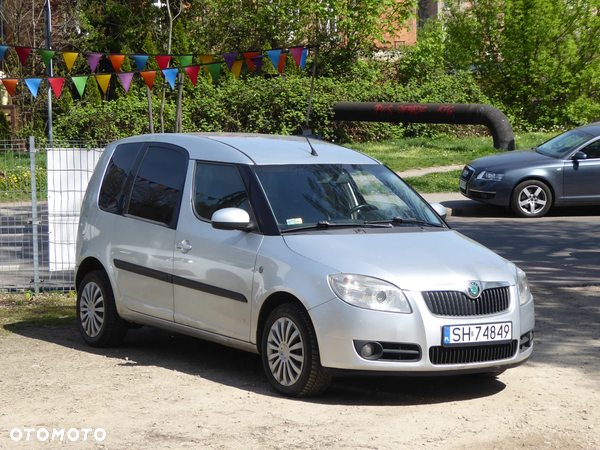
(0, 139, 106, 291)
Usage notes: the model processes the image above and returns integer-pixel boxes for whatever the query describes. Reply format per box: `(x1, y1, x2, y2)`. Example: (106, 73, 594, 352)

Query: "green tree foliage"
(443, 0, 600, 128)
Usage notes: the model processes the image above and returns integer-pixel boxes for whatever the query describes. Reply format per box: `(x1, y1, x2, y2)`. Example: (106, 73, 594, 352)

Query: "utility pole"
(44, 0, 53, 146)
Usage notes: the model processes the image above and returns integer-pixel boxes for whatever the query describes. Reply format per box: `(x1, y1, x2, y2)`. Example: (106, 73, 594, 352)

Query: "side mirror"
(211, 208, 251, 230)
(574, 151, 587, 160)
(430, 202, 447, 220)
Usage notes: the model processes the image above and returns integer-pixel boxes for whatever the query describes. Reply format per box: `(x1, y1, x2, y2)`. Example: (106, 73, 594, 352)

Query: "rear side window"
(99, 143, 142, 213)
(194, 162, 249, 220)
(127, 146, 188, 227)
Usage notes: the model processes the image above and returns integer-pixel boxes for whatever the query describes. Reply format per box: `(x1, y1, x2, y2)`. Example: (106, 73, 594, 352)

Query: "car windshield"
(536, 129, 593, 158)
(253, 164, 444, 231)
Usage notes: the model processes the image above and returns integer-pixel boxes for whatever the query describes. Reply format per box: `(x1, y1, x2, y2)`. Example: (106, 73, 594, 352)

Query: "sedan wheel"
(261, 303, 331, 397)
(511, 180, 552, 218)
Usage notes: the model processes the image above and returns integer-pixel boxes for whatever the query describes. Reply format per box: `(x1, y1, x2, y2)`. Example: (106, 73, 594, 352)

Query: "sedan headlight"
(516, 266, 532, 306)
(477, 171, 505, 181)
(328, 274, 412, 313)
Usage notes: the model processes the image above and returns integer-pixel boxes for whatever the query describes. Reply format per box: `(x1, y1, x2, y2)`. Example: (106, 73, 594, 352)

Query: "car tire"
(77, 270, 128, 347)
(261, 303, 331, 397)
(511, 180, 552, 218)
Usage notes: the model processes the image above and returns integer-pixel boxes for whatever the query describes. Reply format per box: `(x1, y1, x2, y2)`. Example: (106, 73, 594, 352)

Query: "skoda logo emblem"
(467, 281, 482, 299)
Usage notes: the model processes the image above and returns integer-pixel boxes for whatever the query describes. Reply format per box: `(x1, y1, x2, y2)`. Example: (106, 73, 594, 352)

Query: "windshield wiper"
(281, 221, 392, 233)
(365, 217, 445, 228)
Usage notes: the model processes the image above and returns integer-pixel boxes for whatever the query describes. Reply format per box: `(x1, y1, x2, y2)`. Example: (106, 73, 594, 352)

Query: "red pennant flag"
(278, 52, 287, 73)
(184, 66, 200, 86)
(155, 55, 171, 70)
(109, 55, 125, 72)
(141, 71, 157, 90)
(289, 47, 304, 67)
(48, 77, 65, 98)
(1, 79, 18, 97)
(243, 52, 259, 71)
(15, 47, 32, 66)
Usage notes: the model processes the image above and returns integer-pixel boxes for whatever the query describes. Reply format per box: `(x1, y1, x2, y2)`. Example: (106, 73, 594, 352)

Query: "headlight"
(516, 267, 532, 306)
(476, 171, 505, 181)
(328, 274, 412, 313)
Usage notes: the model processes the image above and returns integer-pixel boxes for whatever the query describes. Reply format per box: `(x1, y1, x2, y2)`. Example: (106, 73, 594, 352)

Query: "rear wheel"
(261, 303, 331, 397)
(511, 180, 552, 218)
(77, 270, 128, 347)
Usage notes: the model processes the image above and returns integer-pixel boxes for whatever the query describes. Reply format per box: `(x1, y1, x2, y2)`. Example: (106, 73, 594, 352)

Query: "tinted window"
(581, 140, 600, 159)
(99, 143, 142, 213)
(194, 163, 249, 220)
(127, 146, 188, 227)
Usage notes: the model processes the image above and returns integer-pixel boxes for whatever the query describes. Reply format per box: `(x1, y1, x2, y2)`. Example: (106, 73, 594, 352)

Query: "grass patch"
(404, 170, 463, 193)
(0, 291, 76, 334)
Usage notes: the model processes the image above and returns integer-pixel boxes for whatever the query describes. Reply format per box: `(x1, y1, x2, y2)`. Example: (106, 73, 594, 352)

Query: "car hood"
(468, 149, 556, 171)
(282, 230, 516, 291)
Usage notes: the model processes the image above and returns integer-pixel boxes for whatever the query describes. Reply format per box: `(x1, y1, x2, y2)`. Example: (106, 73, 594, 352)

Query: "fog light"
(354, 341, 384, 360)
(361, 343, 375, 358)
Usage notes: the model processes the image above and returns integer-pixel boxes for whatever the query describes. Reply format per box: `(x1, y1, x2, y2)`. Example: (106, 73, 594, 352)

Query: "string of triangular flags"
(0, 44, 310, 98)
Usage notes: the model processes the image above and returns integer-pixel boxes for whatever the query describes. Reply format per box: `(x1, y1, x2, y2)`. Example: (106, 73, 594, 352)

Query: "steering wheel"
(349, 204, 376, 215)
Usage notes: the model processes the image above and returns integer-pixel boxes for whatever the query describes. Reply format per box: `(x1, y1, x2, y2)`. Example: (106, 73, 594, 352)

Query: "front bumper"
(310, 287, 534, 374)
(460, 167, 512, 207)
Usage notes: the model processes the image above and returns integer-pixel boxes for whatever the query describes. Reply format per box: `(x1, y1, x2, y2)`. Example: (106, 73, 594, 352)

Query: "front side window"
(537, 130, 593, 158)
(99, 143, 142, 213)
(127, 146, 188, 227)
(253, 164, 442, 231)
(194, 162, 250, 221)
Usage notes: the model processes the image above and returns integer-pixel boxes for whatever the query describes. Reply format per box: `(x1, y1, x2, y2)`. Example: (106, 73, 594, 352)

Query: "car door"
(173, 161, 263, 341)
(563, 140, 600, 203)
(111, 143, 188, 321)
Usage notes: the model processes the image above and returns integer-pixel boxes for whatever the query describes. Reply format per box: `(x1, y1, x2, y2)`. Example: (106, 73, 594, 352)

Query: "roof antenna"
(303, 128, 318, 157)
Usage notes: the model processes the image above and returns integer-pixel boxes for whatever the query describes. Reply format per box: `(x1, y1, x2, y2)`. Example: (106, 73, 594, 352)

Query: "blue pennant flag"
(132, 55, 149, 71)
(266, 49, 282, 70)
(162, 68, 178, 89)
(25, 78, 42, 98)
(300, 48, 308, 69)
(0, 45, 7, 61)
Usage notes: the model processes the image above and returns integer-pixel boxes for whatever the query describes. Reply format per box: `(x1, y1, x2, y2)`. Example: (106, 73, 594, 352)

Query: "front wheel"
(511, 180, 552, 218)
(261, 303, 331, 397)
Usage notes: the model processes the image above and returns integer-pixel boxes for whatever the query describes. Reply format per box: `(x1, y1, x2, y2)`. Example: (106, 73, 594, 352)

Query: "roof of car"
(112, 133, 380, 165)
(577, 122, 600, 136)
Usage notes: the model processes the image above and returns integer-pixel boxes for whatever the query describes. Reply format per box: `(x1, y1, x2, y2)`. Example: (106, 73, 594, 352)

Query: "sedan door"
(563, 140, 600, 203)
(173, 162, 263, 341)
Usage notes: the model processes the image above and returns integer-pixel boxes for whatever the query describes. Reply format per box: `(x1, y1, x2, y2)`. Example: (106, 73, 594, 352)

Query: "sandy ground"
(0, 284, 599, 450)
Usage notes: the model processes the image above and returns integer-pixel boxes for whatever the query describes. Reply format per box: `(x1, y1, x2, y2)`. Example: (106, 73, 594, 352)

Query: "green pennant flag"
(207, 63, 221, 84)
(177, 55, 193, 67)
(39, 49, 55, 67)
(72, 76, 88, 98)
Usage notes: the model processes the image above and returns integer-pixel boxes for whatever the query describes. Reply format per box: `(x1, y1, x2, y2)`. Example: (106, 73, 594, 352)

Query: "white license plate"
(443, 322, 512, 346)
(459, 179, 467, 191)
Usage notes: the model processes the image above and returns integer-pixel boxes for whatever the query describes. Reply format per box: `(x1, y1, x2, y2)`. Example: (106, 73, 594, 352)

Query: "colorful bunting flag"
(184, 66, 200, 86)
(118, 73, 134, 93)
(25, 78, 42, 98)
(289, 47, 304, 67)
(243, 52, 259, 71)
(277, 52, 287, 73)
(266, 49, 282, 71)
(86, 53, 102, 72)
(39, 50, 55, 67)
(300, 48, 308, 69)
(162, 68, 178, 89)
(231, 60, 243, 79)
(62, 52, 79, 72)
(177, 55, 193, 67)
(155, 56, 171, 70)
(222, 53, 236, 70)
(109, 55, 125, 72)
(48, 77, 65, 98)
(132, 55, 149, 71)
(206, 63, 221, 84)
(95, 74, 111, 95)
(0, 45, 7, 61)
(72, 76, 88, 98)
(1, 79, 18, 97)
(140, 71, 157, 90)
(250, 55, 264, 72)
(15, 47, 31, 66)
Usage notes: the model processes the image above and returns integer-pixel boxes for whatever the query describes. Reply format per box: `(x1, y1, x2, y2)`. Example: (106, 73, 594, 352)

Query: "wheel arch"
(510, 176, 557, 206)
(256, 292, 308, 355)
(75, 257, 107, 292)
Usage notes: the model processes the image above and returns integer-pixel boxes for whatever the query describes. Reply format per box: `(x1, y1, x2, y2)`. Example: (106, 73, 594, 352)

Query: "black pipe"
(333, 102, 515, 150)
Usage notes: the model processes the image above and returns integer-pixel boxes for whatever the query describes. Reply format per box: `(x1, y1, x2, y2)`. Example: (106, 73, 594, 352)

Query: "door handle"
(177, 240, 192, 253)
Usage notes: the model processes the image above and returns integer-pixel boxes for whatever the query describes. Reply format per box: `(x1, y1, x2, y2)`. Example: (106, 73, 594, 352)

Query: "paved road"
(423, 193, 600, 286)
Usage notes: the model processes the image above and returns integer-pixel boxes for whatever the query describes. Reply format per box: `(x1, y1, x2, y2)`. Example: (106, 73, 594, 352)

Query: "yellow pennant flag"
(231, 60, 243, 79)
(62, 52, 79, 72)
(95, 74, 111, 95)
(200, 54, 214, 73)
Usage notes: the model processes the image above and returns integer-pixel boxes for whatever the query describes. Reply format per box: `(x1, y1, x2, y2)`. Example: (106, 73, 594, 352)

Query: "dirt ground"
(0, 284, 599, 450)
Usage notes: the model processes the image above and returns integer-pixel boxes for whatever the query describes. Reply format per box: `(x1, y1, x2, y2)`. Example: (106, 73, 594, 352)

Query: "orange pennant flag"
(95, 74, 111, 95)
(231, 60, 243, 79)
(109, 55, 125, 72)
(140, 71, 157, 90)
(1, 79, 18, 97)
(199, 54, 214, 73)
(62, 52, 79, 72)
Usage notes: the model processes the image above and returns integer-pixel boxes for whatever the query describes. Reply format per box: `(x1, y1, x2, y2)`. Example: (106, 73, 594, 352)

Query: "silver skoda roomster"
(75, 133, 534, 397)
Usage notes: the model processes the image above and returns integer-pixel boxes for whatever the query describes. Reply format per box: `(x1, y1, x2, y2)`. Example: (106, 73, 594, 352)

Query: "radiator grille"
(429, 340, 518, 365)
(422, 287, 510, 317)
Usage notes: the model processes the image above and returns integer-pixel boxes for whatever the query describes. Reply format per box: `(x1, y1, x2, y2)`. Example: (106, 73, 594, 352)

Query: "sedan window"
(536, 129, 592, 158)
